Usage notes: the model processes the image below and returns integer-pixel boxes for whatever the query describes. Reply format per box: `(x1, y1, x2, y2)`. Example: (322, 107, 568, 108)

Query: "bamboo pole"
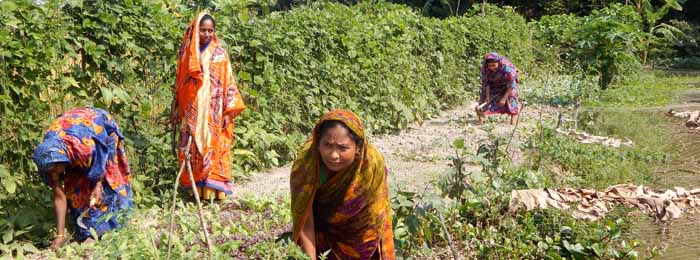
(165, 137, 213, 260)
(185, 141, 214, 259)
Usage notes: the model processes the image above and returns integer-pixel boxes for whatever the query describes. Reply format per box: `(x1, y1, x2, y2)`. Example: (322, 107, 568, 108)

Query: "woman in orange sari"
(290, 109, 395, 260)
(171, 13, 245, 200)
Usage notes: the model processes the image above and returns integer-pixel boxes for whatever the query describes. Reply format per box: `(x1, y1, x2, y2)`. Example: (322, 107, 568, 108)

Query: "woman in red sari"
(171, 13, 246, 200)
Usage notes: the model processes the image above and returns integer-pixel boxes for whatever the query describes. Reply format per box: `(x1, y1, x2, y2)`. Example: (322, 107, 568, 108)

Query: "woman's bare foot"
(475, 106, 486, 125)
(50, 236, 66, 251)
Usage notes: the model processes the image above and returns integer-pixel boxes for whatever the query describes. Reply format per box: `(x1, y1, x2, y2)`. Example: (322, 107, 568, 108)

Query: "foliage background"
(0, 0, 694, 257)
(0, 0, 535, 249)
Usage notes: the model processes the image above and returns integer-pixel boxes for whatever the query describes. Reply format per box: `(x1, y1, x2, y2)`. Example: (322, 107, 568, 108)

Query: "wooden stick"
(185, 142, 214, 259)
(166, 139, 189, 260)
(437, 211, 462, 260)
(149, 225, 162, 260)
(505, 102, 526, 154)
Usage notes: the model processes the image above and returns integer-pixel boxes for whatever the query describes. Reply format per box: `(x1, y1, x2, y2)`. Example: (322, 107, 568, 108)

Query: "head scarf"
(33, 108, 125, 183)
(481, 52, 517, 76)
(291, 109, 395, 259)
(32, 137, 69, 176)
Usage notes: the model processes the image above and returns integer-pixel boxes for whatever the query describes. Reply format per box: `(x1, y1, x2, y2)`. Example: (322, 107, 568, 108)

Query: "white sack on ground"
(509, 184, 700, 221)
(666, 109, 700, 128)
(555, 129, 634, 148)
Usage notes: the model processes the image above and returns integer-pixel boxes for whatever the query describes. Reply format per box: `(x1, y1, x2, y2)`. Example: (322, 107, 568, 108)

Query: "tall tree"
(631, 0, 685, 65)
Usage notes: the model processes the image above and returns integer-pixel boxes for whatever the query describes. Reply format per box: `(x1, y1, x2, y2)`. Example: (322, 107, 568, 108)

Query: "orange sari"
(291, 109, 395, 260)
(174, 12, 245, 195)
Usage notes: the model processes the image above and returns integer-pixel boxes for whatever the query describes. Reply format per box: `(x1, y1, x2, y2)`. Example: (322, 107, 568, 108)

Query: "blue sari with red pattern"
(33, 107, 133, 241)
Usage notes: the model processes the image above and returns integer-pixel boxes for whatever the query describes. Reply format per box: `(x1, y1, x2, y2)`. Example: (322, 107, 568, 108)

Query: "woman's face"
(318, 125, 359, 173)
(199, 19, 215, 46)
(487, 61, 499, 72)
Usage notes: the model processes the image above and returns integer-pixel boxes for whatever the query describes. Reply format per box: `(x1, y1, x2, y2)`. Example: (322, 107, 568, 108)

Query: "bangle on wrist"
(56, 234, 64, 238)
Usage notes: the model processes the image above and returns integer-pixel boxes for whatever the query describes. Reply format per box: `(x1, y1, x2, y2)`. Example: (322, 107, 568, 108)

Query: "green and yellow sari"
(290, 109, 395, 260)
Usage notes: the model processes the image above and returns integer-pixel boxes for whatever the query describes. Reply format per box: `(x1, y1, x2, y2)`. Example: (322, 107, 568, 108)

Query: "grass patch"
(584, 75, 699, 107)
(535, 74, 693, 189)
(33, 195, 304, 259)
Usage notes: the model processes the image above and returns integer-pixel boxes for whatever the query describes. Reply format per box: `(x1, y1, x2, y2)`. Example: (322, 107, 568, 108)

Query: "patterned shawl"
(290, 109, 395, 260)
(33, 108, 127, 183)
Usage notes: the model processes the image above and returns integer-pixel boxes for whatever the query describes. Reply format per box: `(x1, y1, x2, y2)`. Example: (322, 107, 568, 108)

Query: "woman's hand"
(169, 99, 180, 129)
(498, 98, 507, 107)
(299, 206, 317, 260)
(50, 235, 65, 251)
(223, 114, 232, 127)
(90, 180, 103, 207)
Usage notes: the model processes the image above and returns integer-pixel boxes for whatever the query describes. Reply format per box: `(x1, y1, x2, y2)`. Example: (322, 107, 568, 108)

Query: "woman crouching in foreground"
(290, 109, 395, 260)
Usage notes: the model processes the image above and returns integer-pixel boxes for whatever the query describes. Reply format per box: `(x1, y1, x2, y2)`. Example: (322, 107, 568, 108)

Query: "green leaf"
(100, 87, 113, 107)
(1, 178, 16, 194)
(0, 1, 17, 12)
(2, 230, 12, 244)
(74, 89, 88, 98)
(62, 77, 80, 88)
(452, 139, 465, 149)
(249, 40, 262, 47)
(4, 17, 20, 29)
(65, 0, 83, 8)
(89, 228, 98, 240)
(113, 88, 131, 103)
(668, 1, 683, 11)
(233, 149, 256, 157)
(238, 71, 252, 82)
(253, 76, 264, 85)
(140, 101, 153, 117)
(22, 243, 38, 254)
(563, 240, 587, 256)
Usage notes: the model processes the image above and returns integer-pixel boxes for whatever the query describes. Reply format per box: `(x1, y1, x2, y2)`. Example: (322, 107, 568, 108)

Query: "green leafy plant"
(630, 0, 685, 65)
(0, 0, 537, 250)
(534, 4, 645, 89)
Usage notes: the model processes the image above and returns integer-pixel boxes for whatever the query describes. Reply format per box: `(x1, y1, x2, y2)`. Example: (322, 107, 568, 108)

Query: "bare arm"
(170, 93, 180, 157)
(499, 87, 513, 106)
(50, 172, 67, 250)
(299, 206, 317, 260)
(170, 95, 179, 125)
(484, 86, 491, 104)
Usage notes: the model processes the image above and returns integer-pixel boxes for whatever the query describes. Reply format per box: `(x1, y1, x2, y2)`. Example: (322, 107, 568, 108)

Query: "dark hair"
(200, 14, 216, 28)
(316, 120, 363, 148)
(485, 58, 498, 64)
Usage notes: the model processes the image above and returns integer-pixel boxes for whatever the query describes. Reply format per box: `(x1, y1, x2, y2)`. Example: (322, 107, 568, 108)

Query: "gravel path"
(232, 102, 557, 198)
